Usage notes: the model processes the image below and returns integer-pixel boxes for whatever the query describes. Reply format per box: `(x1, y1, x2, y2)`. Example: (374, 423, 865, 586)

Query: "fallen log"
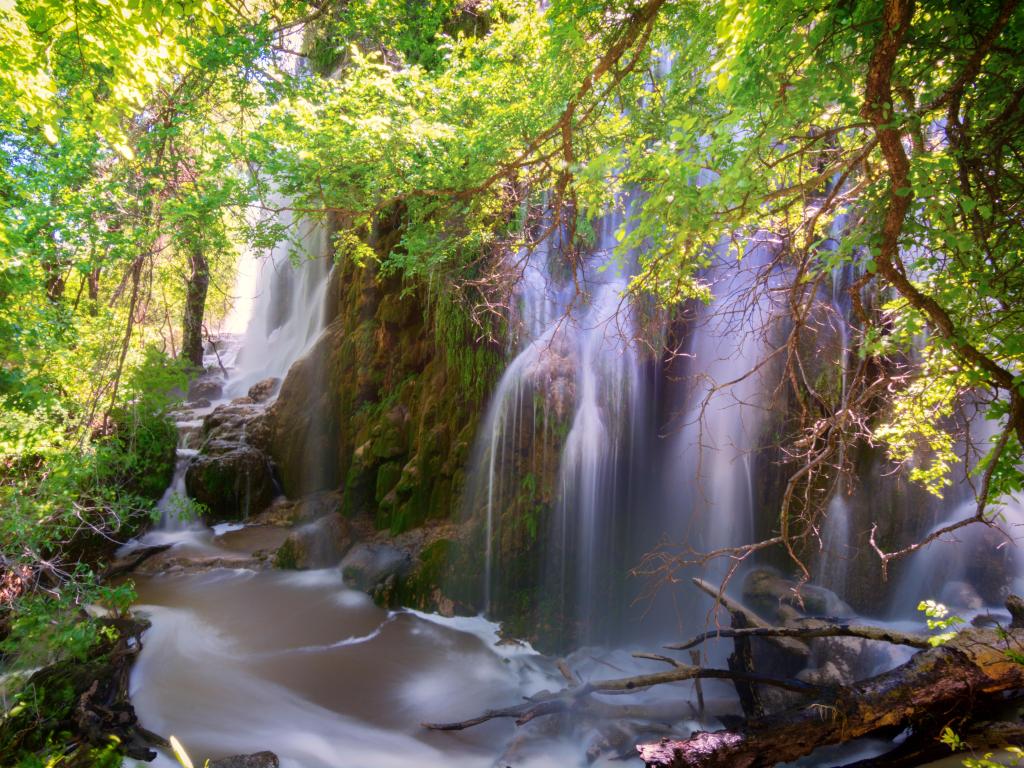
(637, 625, 1024, 767)
(102, 543, 173, 580)
(839, 718, 1024, 768)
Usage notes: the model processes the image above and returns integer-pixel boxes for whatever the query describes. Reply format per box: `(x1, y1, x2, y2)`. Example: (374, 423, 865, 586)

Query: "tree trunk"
(182, 243, 209, 370)
(638, 627, 1024, 768)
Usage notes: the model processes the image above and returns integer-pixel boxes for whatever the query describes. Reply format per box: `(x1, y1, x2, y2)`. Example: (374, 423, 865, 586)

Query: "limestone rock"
(265, 321, 343, 496)
(742, 568, 853, 622)
(340, 543, 411, 593)
(275, 513, 353, 570)
(188, 377, 223, 402)
(184, 446, 276, 522)
(292, 490, 344, 522)
(941, 580, 985, 612)
(247, 377, 280, 403)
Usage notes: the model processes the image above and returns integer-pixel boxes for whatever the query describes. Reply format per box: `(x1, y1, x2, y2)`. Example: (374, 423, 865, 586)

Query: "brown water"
(129, 565, 574, 768)
(125, 537, 972, 768)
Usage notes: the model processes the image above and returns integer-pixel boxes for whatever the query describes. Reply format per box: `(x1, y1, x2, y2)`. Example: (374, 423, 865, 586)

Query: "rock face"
(184, 445, 276, 522)
(264, 226, 501, 535)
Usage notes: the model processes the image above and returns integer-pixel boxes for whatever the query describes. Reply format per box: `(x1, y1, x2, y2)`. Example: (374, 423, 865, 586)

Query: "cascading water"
(660, 236, 780, 570)
(127, 211, 617, 768)
(224, 204, 331, 398)
(467, 200, 649, 644)
(891, 413, 1024, 613)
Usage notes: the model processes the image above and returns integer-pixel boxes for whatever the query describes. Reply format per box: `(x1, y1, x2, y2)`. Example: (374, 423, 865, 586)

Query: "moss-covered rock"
(184, 445, 276, 522)
(374, 461, 403, 503)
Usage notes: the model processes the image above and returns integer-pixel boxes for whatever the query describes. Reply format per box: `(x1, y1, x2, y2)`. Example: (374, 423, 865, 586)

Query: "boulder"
(275, 513, 353, 570)
(207, 752, 280, 768)
(340, 543, 411, 593)
(742, 568, 853, 622)
(247, 377, 280, 403)
(185, 446, 277, 522)
(202, 401, 264, 444)
(265, 322, 343, 497)
(292, 490, 344, 522)
(940, 580, 985, 612)
(188, 377, 223, 402)
(249, 497, 299, 527)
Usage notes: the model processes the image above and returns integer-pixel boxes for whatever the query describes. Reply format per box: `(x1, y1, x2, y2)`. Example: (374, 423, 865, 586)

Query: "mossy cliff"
(264, 216, 503, 540)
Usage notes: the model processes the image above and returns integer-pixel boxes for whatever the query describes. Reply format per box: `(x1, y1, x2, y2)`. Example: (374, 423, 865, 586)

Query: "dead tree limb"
(667, 624, 931, 652)
(638, 626, 1024, 768)
(423, 662, 826, 731)
(691, 577, 810, 658)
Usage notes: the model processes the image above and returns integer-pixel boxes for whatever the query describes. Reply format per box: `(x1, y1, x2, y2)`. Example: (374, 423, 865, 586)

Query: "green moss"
(429, 288, 503, 405)
(274, 537, 299, 570)
(375, 461, 403, 502)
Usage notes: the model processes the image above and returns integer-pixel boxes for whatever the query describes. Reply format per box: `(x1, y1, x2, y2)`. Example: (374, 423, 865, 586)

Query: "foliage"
(942, 726, 1024, 768)
(918, 599, 965, 646)
(0, 2, 314, 764)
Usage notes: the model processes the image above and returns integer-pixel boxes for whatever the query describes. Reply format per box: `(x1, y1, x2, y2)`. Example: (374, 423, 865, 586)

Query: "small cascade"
(141, 209, 332, 537)
(891, 416, 1024, 614)
(817, 496, 853, 594)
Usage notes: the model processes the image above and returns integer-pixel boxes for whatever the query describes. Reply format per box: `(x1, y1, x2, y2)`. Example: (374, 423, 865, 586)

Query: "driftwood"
(0, 616, 166, 765)
(102, 543, 173, 580)
(638, 624, 1024, 767)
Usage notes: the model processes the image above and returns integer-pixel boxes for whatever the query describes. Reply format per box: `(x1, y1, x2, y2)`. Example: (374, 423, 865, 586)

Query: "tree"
(257, 0, 1024, 583)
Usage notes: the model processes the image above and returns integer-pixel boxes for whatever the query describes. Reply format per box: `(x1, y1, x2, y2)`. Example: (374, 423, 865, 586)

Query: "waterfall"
(224, 203, 331, 399)
(467, 200, 648, 643)
(659, 235, 782, 579)
(891, 413, 1024, 613)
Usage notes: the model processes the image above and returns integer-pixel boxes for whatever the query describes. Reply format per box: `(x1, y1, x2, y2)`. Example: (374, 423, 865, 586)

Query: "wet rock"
(244, 411, 273, 452)
(790, 617, 894, 684)
(340, 543, 411, 593)
(188, 377, 223, 402)
(203, 401, 264, 443)
(940, 580, 985, 612)
(742, 568, 853, 622)
(247, 377, 280, 403)
(184, 446, 276, 522)
(207, 752, 280, 768)
(292, 490, 343, 522)
(796, 660, 848, 687)
(265, 322, 343, 496)
(250, 497, 298, 527)
(275, 513, 353, 569)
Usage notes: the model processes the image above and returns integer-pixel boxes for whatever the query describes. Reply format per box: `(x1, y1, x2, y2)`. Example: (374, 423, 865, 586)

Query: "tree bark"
(182, 242, 209, 369)
(638, 627, 1024, 768)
